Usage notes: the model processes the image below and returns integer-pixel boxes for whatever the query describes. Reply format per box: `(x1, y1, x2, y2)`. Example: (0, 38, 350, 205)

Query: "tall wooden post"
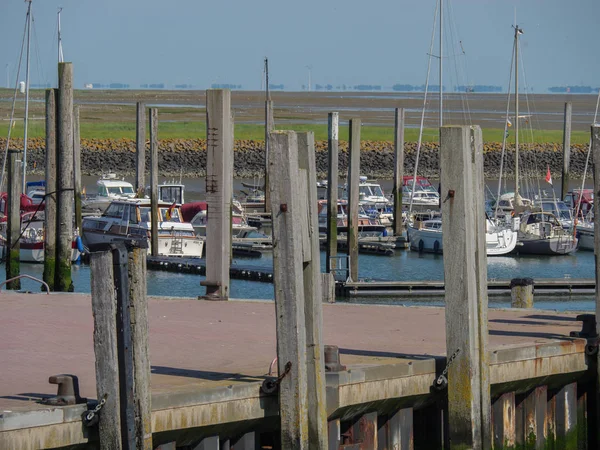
(264, 100, 274, 213)
(56, 62, 74, 292)
(90, 250, 122, 450)
(268, 131, 309, 449)
(43, 89, 58, 290)
(73, 105, 82, 234)
(297, 132, 327, 448)
(561, 102, 572, 200)
(6, 151, 22, 290)
(592, 124, 600, 447)
(393, 108, 405, 236)
(326, 112, 339, 274)
(150, 108, 159, 257)
(440, 125, 491, 449)
(202, 89, 233, 299)
(347, 118, 361, 282)
(135, 102, 146, 194)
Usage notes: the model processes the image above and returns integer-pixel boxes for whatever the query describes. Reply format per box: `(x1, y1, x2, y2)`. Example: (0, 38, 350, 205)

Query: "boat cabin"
(96, 175, 136, 198)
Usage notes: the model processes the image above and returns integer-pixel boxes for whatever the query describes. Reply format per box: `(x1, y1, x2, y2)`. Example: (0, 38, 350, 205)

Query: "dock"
(0, 292, 592, 449)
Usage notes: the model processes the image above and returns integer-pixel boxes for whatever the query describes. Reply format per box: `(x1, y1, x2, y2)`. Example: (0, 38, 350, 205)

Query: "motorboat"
(146, 182, 185, 206)
(181, 200, 264, 239)
(82, 198, 204, 257)
(82, 174, 136, 212)
(514, 211, 577, 255)
(317, 200, 388, 237)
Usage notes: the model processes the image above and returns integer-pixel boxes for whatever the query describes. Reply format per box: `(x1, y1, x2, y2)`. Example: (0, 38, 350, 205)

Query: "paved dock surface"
(0, 292, 582, 411)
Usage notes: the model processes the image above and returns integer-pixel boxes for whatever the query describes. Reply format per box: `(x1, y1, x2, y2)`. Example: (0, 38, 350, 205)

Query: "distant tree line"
(211, 84, 242, 89)
(455, 85, 502, 93)
(269, 84, 284, 90)
(89, 83, 130, 89)
(548, 86, 600, 94)
(140, 83, 165, 89)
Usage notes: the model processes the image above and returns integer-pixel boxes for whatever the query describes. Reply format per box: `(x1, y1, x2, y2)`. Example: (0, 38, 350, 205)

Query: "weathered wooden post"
(297, 131, 328, 448)
(136, 102, 146, 194)
(326, 112, 339, 274)
(268, 130, 309, 448)
(201, 89, 233, 299)
(56, 62, 74, 292)
(264, 100, 274, 213)
(73, 105, 82, 234)
(43, 89, 58, 290)
(440, 125, 491, 449)
(90, 250, 122, 450)
(347, 118, 361, 282)
(561, 102, 572, 200)
(393, 108, 405, 236)
(592, 124, 600, 448)
(6, 151, 22, 289)
(150, 108, 159, 257)
(510, 277, 534, 308)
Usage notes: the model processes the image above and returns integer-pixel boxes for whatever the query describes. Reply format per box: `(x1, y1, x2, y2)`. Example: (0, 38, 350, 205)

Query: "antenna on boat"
(439, 0, 443, 128)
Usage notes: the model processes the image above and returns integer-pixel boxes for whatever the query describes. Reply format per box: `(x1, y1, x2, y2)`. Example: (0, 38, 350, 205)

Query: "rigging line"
(0, 11, 29, 194)
(494, 38, 516, 221)
(31, 13, 47, 89)
(409, 0, 439, 217)
(446, 0, 471, 125)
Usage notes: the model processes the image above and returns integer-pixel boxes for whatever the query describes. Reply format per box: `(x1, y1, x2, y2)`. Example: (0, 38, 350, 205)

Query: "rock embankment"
(0, 138, 591, 180)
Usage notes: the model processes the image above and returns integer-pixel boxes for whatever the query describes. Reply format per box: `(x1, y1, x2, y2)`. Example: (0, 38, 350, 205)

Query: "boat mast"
(439, 0, 443, 128)
(514, 25, 523, 207)
(58, 7, 64, 63)
(22, 0, 33, 193)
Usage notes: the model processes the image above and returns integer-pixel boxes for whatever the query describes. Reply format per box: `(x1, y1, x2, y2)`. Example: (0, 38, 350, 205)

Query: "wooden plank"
(43, 89, 57, 291)
(136, 102, 147, 193)
(347, 118, 361, 282)
(90, 250, 122, 450)
(268, 130, 309, 449)
(150, 108, 159, 257)
(393, 108, 405, 236)
(56, 62, 74, 292)
(326, 112, 339, 273)
(297, 131, 328, 448)
(440, 125, 491, 448)
(73, 105, 82, 236)
(492, 392, 516, 449)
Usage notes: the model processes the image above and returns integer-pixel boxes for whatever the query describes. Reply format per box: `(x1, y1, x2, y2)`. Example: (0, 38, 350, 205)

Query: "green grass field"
(3, 120, 591, 144)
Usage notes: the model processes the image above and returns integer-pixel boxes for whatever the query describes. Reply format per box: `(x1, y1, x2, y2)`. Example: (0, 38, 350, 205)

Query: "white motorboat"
(82, 174, 136, 212)
(82, 199, 204, 258)
(317, 200, 388, 237)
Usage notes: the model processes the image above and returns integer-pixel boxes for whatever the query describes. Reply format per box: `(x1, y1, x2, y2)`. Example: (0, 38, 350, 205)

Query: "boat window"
(105, 203, 125, 218)
(359, 186, 372, 198)
(371, 186, 384, 197)
(122, 186, 134, 195)
(160, 186, 183, 204)
(160, 207, 181, 222)
(98, 185, 108, 196)
(0, 198, 5, 215)
(108, 187, 124, 195)
(129, 205, 138, 224)
(499, 200, 511, 208)
(139, 207, 150, 222)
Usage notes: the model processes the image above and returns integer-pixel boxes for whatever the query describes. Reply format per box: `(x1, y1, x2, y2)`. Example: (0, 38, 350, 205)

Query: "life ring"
(418, 239, 424, 253)
(433, 240, 440, 253)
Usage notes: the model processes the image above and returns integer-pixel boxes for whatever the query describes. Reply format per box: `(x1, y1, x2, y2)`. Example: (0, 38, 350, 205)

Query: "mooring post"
(73, 105, 82, 235)
(6, 151, 22, 290)
(136, 102, 146, 194)
(592, 124, 600, 448)
(561, 102, 572, 200)
(127, 246, 152, 449)
(43, 89, 57, 291)
(326, 112, 339, 274)
(90, 250, 122, 450)
(201, 89, 233, 299)
(297, 131, 328, 448)
(56, 62, 74, 292)
(440, 125, 491, 449)
(150, 108, 159, 257)
(264, 99, 274, 213)
(510, 277, 534, 308)
(393, 108, 405, 236)
(347, 118, 361, 282)
(268, 130, 309, 448)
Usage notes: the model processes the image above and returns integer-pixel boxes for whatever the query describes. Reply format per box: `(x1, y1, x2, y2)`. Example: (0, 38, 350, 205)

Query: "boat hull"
(513, 237, 578, 256)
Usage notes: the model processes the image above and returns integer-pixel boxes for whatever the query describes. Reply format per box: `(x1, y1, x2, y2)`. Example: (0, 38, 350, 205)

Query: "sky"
(0, 0, 598, 92)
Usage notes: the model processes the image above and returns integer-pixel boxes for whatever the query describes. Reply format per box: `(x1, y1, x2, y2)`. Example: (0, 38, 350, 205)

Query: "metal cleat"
(40, 374, 85, 406)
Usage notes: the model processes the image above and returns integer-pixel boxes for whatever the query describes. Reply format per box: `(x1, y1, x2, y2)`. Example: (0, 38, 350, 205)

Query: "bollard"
(324, 345, 346, 372)
(511, 277, 534, 308)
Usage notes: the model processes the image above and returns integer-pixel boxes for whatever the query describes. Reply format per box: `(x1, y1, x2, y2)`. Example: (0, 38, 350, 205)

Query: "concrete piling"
(393, 108, 405, 237)
(6, 151, 22, 290)
(56, 62, 74, 292)
(135, 102, 146, 194)
(510, 277, 534, 308)
(440, 125, 491, 449)
(43, 89, 58, 291)
(326, 112, 339, 274)
(150, 108, 159, 257)
(201, 89, 233, 299)
(73, 105, 82, 234)
(347, 118, 361, 282)
(561, 102, 572, 200)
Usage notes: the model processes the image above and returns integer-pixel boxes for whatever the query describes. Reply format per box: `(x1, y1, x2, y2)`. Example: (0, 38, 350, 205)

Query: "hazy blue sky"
(1, 0, 598, 91)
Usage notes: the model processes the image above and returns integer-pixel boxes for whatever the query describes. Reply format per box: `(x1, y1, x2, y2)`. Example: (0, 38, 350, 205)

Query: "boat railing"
(0, 274, 50, 294)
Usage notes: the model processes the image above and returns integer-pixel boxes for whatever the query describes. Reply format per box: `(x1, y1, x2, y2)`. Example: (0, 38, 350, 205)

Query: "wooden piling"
(440, 125, 491, 448)
(135, 102, 146, 194)
(561, 102, 572, 200)
(90, 250, 122, 450)
(393, 108, 405, 236)
(516, 387, 547, 448)
(297, 131, 328, 448)
(127, 247, 152, 449)
(202, 89, 233, 299)
(492, 392, 516, 449)
(268, 131, 309, 449)
(43, 89, 57, 291)
(347, 118, 361, 282)
(6, 151, 22, 290)
(73, 105, 82, 234)
(56, 62, 74, 292)
(592, 124, 600, 446)
(326, 112, 339, 274)
(264, 100, 274, 213)
(150, 108, 159, 257)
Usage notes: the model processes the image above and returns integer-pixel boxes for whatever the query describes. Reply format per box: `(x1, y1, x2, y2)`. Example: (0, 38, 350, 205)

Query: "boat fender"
(76, 236, 85, 253)
(433, 240, 440, 253)
(382, 228, 388, 237)
(418, 239, 424, 253)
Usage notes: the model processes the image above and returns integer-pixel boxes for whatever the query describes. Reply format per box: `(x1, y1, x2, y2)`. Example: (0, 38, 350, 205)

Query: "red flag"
(545, 165, 553, 185)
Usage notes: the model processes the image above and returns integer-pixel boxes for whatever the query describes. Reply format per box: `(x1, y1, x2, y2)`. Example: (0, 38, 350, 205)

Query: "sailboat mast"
(514, 25, 522, 203)
(22, 0, 32, 193)
(439, 0, 443, 128)
(58, 7, 64, 63)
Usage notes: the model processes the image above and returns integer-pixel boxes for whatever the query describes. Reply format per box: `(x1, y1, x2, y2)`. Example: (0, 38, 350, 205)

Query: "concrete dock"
(0, 292, 591, 449)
